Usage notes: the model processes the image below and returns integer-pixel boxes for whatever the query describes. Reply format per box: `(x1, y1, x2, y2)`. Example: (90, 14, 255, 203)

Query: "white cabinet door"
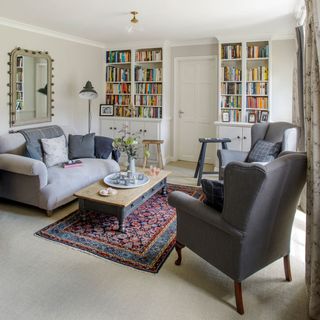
(218, 126, 242, 151)
(144, 122, 160, 140)
(101, 119, 115, 138)
(242, 127, 251, 152)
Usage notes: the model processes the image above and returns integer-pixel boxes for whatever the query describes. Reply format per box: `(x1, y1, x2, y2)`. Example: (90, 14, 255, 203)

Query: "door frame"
(173, 55, 218, 161)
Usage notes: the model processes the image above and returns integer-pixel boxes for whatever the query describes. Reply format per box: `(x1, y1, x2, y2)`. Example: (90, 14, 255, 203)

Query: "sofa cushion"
(94, 136, 113, 159)
(246, 140, 281, 163)
(39, 158, 120, 210)
(25, 143, 43, 161)
(69, 133, 95, 159)
(201, 179, 224, 212)
(41, 135, 69, 167)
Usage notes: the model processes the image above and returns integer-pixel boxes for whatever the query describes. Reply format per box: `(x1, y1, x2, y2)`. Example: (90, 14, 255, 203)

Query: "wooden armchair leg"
(175, 241, 185, 266)
(283, 255, 292, 281)
(234, 281, 244, 315)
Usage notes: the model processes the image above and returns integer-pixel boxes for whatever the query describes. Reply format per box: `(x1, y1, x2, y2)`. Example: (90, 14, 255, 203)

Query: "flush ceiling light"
(128, 11, 142, 33)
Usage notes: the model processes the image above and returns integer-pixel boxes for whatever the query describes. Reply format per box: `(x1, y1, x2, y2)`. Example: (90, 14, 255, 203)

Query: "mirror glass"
(10, 48, 52, 127)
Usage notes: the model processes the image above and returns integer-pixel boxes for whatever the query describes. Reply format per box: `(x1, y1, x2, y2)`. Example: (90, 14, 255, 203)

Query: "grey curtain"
(304, 0, 320, 319)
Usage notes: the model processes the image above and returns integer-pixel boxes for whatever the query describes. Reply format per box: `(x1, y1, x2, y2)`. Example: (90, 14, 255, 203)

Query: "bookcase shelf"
(218, 40, 271, 124)
(105, 47, 164, 119)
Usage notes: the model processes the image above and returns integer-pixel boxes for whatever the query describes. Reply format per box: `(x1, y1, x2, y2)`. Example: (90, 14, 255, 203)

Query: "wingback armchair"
(168, 152, 306, 314)
(217, 122, 299, 179)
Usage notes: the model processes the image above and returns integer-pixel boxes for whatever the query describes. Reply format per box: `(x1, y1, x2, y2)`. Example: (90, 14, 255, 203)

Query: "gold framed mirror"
(9, 47, 53, 127)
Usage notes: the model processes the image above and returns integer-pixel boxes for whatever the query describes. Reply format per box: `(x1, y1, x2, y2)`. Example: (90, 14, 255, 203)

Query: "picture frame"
(248, 112, 256, 123)
(100, 104, 114, 116)
(260, 111, 269, 123)
(222, 111, 230, 122)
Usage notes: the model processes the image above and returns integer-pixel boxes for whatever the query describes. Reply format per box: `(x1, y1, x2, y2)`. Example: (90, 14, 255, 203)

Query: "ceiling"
(0, 0, 302, 46)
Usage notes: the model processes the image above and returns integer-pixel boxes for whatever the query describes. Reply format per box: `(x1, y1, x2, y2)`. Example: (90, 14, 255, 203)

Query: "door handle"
(178, 110, 184, 118)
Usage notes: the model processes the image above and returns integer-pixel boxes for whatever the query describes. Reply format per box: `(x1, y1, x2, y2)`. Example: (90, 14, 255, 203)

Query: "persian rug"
(35, 184, 198, 273)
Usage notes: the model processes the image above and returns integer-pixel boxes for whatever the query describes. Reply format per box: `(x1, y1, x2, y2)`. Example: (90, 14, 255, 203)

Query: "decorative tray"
(103, 172, 150, 189)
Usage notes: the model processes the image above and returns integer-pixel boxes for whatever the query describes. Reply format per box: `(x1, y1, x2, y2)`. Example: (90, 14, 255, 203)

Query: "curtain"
(305, 0, 320, 319)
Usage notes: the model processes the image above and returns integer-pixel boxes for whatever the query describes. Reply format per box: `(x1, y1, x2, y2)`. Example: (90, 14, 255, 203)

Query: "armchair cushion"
(68, 133, 95, 159)
(246, 140, 281, 163)
(201, 179, 224, 212)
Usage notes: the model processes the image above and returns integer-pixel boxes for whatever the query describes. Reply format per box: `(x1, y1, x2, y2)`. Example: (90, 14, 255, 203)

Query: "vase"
(127, 156, 136, 174)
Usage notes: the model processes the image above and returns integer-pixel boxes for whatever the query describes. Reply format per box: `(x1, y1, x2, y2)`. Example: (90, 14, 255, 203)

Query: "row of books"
(17, 92, 23, 100)
(247, 45, 269, 58)
(135, 83, 162, 94)
(136, 49, 162, 62)
(106, 83, 131, 94)
(114, 106, 132, 117)
(246, 97, 268, 109)
(16, 56, 24, 68)
(221, 66, 242, 81)
(221, 96, 242, 109)
(246, 82, 268, 95)
(221, 83, 242, 95)
(135, 95, 162, 106)
(106, 67, 130, 82)
(135, 106, 162, 119)
(16, 83, 23, 91)
(221, 44, 242, 59)
(222, 110, 242, 122)
(106, 95, 131, 106)
(135, 67, 162, 82)
(247, 67, 268, 81)
(106, 51, 131, 63)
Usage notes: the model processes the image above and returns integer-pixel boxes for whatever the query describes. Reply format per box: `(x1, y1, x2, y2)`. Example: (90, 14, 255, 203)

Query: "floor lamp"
(79, 81, 98, 133)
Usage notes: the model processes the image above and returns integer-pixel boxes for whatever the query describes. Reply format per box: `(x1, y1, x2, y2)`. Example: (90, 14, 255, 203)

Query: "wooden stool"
(142, 139, 164, 169)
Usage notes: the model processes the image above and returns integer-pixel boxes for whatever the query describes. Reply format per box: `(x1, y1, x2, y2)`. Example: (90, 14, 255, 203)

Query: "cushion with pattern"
(246, 140, 282, 163)
(201, 179, 224, 212)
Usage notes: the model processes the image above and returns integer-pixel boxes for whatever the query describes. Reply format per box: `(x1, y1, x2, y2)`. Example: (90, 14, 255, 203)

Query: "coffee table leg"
(161, 178, 168, 196)
(118, 208, 126, 233)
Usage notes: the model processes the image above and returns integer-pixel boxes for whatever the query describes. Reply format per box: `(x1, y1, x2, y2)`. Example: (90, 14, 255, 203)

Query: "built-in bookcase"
(218, 40, 271, 123)
(105, 47, 163, 119)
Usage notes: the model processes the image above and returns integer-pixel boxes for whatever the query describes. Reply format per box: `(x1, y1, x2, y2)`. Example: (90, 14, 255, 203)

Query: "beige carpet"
(0, 161, 308, 320)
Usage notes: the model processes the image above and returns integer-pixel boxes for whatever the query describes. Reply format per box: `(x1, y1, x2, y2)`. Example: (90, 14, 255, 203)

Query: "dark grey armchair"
(168, 152, 306, 314)
(217, 122, 299, 179)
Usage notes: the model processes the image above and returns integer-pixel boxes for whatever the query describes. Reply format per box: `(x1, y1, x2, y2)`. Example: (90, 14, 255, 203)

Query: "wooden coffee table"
(74, 169, 171, 233)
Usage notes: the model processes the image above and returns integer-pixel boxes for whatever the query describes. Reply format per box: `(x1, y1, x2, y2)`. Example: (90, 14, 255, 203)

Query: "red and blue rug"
(35, 184, 197, 273)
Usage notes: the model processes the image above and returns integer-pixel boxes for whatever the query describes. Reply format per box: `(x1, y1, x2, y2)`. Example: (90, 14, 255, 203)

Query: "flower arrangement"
(112, 127, 139, 159)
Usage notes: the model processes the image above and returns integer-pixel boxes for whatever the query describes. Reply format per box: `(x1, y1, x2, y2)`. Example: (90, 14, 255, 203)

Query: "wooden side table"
(142, 139, 164, 169)
(194, 137, 231, 186)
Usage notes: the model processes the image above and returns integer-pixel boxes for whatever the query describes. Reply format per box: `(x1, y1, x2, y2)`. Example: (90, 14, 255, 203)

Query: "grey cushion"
(246, 140, 281, 163)
(69, 133, 95, 159)
(201, 179, 224, 212)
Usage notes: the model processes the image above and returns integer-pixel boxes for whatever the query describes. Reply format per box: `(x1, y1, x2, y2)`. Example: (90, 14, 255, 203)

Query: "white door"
(176, 57, 217, 164)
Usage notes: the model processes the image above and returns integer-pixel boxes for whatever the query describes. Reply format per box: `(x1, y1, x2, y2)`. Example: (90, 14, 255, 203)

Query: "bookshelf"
(218, 40, 271, 124)
(16, 55, 24, 111)
(105, 47, 163, 119)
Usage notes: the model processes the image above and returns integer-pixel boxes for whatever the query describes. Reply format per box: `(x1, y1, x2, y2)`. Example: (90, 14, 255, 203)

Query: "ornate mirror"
(9, 48, 54, 127)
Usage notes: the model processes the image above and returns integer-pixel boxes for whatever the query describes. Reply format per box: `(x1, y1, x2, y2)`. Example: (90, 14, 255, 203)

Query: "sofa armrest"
(0, 154, 48, 188)
(168, 191, 244, 239)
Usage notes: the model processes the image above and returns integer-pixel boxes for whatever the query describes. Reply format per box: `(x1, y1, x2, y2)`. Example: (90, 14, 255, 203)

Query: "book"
(63, 160, 83, 168)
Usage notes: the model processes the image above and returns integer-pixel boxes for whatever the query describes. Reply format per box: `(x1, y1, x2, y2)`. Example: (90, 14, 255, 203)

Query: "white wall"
(271, 39, 295, 122)
(0, 25, 104, 135)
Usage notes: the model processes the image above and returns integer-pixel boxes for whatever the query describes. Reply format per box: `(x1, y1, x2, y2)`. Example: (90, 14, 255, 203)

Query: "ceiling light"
(127, 11, 143, 33)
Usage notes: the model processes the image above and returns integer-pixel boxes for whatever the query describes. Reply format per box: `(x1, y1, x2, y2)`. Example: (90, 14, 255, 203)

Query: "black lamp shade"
(79, 81, 98, 99)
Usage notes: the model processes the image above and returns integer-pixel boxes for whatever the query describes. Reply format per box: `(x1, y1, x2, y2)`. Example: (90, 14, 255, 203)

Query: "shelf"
(106, 93, 131, 96)
(135, 105, 162, 108)
(135, 81, 162, 83)
(246, 80, 268, 83)
(246, 108, 269, 111)
(135, 94, 162, 96)
(106, 62, 131, 65)
(246, 94, 268, 97)
(247, 57, 269, 61)
(221, 58, 242, 61)
(221, 81, 242, 83)
(221, 94, 242, 96)
(135, 60, 162, 64)
(106, 81, 131, 84)
(221, 108, 242, 110)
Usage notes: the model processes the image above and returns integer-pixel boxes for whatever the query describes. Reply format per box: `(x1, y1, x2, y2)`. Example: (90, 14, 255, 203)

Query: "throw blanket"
(19, 125, 65, 161)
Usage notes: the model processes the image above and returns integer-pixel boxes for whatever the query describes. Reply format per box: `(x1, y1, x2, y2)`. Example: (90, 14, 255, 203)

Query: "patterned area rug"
(35, 184, 197, 273)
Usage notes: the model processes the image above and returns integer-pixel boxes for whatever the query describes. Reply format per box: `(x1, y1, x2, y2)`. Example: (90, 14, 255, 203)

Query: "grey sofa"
(169, 152, 307, 314)
(0, 126, 120, 215)
(217, 122, 298, 179)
